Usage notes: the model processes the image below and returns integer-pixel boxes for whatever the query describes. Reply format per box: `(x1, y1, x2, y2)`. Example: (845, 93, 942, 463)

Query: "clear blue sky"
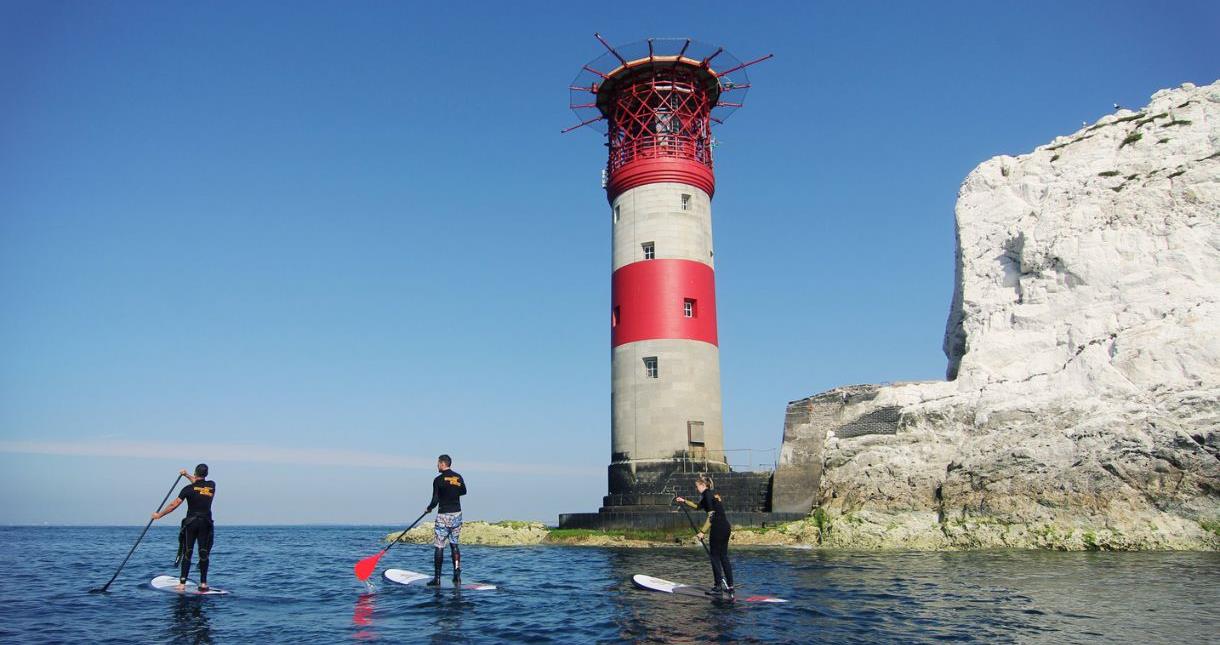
(2, 1, 1215, 524)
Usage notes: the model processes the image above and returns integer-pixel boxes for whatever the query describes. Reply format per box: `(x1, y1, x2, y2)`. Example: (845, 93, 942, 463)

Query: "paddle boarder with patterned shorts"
(425, 454, 466, 586)
(675, 474, 734, 597)
(151, 464, 216, 592)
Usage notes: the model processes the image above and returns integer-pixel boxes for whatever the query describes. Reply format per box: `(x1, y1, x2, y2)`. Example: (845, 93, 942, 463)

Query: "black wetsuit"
(427, 469, 466, 513)
(177, 480, 215, 584)
(427, 469, 467, 581)
(695, 489, 733, 589)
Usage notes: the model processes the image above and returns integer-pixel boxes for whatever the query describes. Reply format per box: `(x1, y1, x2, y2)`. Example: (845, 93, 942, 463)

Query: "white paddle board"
(383, 568, 496, 591)
(632, 574, 787, 603)
(150, 575, 229, 596)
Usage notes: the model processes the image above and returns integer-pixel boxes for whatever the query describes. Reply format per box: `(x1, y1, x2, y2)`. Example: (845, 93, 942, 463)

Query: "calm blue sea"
(0, 526, 1216, 643)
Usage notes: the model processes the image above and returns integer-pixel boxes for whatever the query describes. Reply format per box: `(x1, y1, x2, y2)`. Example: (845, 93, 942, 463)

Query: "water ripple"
(1, 527, 1218, 643)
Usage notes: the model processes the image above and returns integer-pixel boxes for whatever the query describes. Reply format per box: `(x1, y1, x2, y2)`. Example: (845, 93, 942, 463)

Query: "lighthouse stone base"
(558, 465, 806, 530)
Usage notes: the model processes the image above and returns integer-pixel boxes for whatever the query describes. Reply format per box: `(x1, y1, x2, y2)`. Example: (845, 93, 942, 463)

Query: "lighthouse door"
(687, 421, 706, 461)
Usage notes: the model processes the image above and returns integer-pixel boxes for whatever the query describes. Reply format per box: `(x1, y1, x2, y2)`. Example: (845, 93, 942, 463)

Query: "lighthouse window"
(642, 242, 655, 260)
(612, 306, 620, 327)
(643, 357, 658, 378)
(684, 298, 696, 318)
(613, 205, 620, 223)
(681, 194, 691, 210)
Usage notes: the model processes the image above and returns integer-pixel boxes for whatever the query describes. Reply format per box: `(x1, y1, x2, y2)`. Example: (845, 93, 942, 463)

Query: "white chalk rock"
(791, 80, 1220, 550)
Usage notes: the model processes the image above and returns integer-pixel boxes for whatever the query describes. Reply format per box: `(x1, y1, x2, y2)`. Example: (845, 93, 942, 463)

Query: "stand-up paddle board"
(632, 574, 787, 603)
(383, 568, 496, 591)
(150, 575, 228, 596)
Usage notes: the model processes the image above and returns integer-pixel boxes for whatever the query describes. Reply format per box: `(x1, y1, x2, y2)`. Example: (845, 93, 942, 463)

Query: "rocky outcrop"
(387, 521, 550, 546)
(384, 521, 821, 548)
(777, 81, 1220, 550)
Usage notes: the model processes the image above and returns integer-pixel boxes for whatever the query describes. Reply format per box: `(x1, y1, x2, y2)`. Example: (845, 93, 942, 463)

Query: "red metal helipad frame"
(566, 34, 771, 200)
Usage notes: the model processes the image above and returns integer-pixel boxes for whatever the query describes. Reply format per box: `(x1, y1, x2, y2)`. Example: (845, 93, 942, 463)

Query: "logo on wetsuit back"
(443, 476, 462, 487)
(194, 486, 214, 497)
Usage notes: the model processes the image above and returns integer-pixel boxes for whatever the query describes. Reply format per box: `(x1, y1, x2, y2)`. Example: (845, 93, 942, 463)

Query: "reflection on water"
(1, 527, 1217, 643)
(169, 595, 213, 645)
(426, 586, 474, 644)
(605, 547, 759, 643)
(351, 592, 376, 641)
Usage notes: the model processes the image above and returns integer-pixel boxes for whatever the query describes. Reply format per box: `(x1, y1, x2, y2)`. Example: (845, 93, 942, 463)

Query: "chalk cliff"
(773, 81, 1220, 549)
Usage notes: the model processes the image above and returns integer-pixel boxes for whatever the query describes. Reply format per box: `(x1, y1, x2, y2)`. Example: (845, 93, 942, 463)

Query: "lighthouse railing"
(635, 448, 777, 473)
(712, 447, 777, 472)
(606, 134, 713, 173)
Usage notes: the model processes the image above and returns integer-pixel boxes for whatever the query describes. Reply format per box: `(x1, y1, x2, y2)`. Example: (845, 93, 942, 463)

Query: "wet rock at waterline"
(775, 81, 1220, 550)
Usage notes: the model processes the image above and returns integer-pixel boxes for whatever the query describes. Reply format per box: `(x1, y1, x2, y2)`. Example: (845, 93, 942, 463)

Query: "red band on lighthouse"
(605, 157, 715, 202)
(611, 259, 718, 347)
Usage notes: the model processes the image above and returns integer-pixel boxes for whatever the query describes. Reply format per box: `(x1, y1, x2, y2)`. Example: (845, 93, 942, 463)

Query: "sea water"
(1, 526, 1216, 643)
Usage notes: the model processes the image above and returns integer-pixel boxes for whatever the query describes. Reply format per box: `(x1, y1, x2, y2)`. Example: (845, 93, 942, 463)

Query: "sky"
(1, 1, 1216, 525)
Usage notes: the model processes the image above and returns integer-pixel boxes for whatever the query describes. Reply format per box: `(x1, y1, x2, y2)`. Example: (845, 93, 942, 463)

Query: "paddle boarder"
(424, 454, 466, 586)
(675, 474, 734, 596)
(151, 464, 216, 592)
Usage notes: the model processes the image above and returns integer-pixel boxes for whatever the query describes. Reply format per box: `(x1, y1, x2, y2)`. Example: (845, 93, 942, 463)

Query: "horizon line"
(0, 439, 603, 477)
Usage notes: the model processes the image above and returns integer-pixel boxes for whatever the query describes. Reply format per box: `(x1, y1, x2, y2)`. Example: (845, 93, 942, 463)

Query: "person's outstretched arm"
(426, 477, 440, 513)
(675, 495, 712, 537)
(152, 486, 187, 520)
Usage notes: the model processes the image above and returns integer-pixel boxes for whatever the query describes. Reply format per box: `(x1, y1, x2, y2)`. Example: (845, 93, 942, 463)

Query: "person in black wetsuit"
(425, 454, 466, 586)
(152, 464, 216, 592)
(675, 474, 734, 596)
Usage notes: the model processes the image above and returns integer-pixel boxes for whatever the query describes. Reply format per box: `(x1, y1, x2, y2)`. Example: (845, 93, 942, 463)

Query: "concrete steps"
(603, 471, 774, 513)
(561, 464, 793, 530)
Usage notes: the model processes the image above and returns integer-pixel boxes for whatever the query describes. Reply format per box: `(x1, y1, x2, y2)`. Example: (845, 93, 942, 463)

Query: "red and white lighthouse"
(564, 35, 770, 520)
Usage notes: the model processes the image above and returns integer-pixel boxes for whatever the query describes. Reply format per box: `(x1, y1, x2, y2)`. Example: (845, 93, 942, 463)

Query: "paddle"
(675, 499, 712, 556)
(90, 474, 184, 593)
(353, 510, 429, 581)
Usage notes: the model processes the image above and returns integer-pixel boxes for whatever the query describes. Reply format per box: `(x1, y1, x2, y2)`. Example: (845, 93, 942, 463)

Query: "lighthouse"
(561, 36, 774, 528)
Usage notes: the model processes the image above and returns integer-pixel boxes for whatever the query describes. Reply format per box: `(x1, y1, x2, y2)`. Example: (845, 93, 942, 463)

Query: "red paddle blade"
(353, 550, 385, 581)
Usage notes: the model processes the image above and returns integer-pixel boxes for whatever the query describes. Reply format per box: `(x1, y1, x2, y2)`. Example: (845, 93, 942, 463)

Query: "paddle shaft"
(678, 503, 712, 556)
(383, 510, 429, 556)
(93, 474, 184, 593)
(353, 510, 432, 580)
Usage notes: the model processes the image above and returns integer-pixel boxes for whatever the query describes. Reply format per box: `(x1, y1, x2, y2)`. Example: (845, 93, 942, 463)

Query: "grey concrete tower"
(561, 35, 774, 525)
(608, 181, 727, 500)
